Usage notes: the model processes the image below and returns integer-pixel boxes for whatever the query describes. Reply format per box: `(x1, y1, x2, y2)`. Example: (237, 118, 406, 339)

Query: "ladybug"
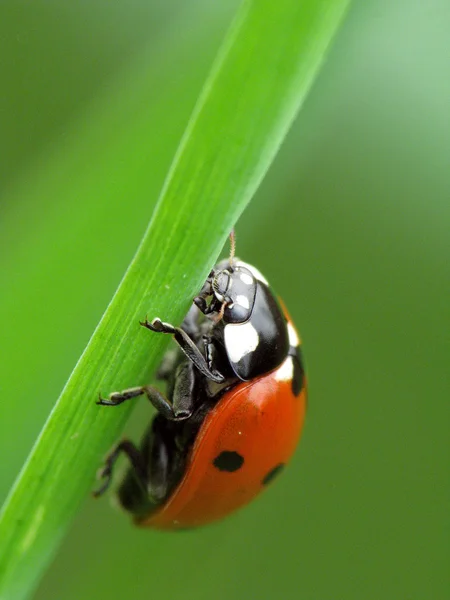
(94, 241, 307, 529)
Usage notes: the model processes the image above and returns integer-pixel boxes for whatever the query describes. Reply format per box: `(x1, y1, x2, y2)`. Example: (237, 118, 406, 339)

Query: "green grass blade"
(0, 0, 349, 597)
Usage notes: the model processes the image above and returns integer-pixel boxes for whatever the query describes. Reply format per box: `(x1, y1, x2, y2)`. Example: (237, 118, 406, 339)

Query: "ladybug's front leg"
(193, 273, 214, 314)
(140, 317, 224, 383)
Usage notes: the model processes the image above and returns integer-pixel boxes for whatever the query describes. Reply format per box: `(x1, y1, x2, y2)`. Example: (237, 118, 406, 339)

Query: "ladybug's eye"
(222, 267, 257, 324)
(212, 270, 232, 303)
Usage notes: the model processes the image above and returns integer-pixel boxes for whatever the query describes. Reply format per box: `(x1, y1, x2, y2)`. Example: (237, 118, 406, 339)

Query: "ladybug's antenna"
(229, 229, 236, 266)
(214, 300, 228, 323)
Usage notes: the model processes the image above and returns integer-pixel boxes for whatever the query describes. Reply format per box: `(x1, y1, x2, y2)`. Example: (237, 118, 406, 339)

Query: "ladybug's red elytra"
(94, 241, 307, 529)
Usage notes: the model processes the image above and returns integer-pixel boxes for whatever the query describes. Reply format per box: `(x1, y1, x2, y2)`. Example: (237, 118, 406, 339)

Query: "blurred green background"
(1, 1, 449, 599)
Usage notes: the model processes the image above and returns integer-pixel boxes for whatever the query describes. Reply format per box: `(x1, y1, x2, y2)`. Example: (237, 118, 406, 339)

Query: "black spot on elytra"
(291, 347, 305, 396)
(213, 451, 244, 472)
(262, 463, 285, 486)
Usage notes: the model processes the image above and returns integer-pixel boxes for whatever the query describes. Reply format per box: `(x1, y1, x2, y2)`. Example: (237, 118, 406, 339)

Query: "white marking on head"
(275, 357, 294, 382)
(287, 321, 299, 347)
(235, 294, 250, 309)
(225, 321, 259, 363)
(239, 271, 253, 285)
(235, 261, 269, 286)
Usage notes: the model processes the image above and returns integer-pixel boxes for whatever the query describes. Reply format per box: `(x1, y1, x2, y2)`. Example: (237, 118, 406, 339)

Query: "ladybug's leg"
(194, 275, 223, 316)
(193, 273, 213, 314)
(203, 335, 233, 379)
(193, 296, 208, 313)
(140, 317, 224, 383)
(141, 361, 197, 421)
(93, 440, 146, 498)
(98, 386, 188, 420)
(145, 360, 198, 420)
(203, 336, 219, 373)
(144, 416, 175, 502)
(96, 387, 143, 406)
(97, 362, 196, 420)
(117, 417, 179, 513)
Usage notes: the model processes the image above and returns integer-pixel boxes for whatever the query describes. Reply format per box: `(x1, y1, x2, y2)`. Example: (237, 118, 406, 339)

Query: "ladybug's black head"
(212, 265, 257, 324)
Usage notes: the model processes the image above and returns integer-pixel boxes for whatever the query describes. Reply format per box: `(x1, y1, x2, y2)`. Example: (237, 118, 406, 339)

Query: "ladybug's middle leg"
(97, 361, 197, 421)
